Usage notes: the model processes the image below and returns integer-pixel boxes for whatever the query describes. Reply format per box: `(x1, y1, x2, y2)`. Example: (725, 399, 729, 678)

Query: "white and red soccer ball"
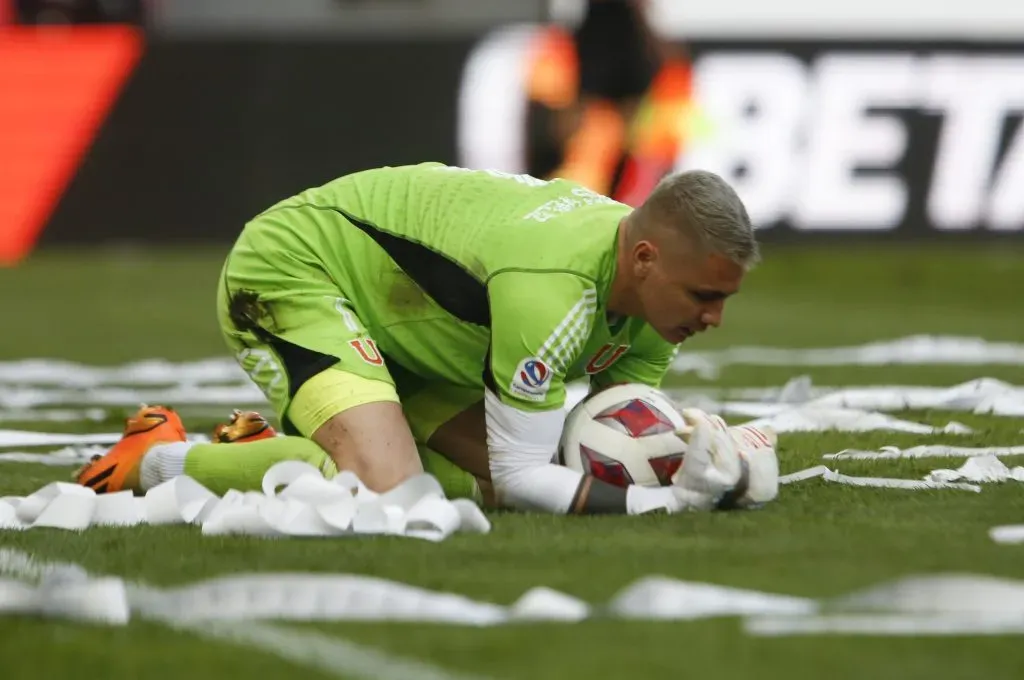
(558, 383, 688, 487)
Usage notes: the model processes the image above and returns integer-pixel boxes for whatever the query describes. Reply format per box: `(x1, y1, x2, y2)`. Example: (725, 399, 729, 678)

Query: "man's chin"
(660, 327, 692, 344)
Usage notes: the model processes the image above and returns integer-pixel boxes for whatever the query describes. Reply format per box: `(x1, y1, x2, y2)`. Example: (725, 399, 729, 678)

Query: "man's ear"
(632, 238, 658, 278)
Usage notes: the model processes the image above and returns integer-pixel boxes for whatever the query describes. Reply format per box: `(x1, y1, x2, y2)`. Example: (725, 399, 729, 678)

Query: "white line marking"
(0, 549, 488, 680)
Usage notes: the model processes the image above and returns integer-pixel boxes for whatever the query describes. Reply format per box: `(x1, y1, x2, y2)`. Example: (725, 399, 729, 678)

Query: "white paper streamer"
(663, 377, 1024, 419)
(836, 574, 1024, 614)
(93, 491, 147, 527)
(0, 385, 266, 410)
(778, 466, 830, 486)
(574, 378, 1017, 431)
(0, 501, 24, 530)
(1, 338, 1021, 414)
(142, 573, 510, 625)
(746, 612, 1024, 636)
(823, 468, 982, 492)
(672, 335, 1024, 379)
(743, 408, 971, 435)
(2, 338, 1022, 389)
(5, 546, 1024, 638)
(608, 576, 816, 620)
(0, 575, 129, 625)
(789, 378, 1024, 414)
(0, 445, 111, 466)
(0, 431, 210, 451)
(926, 456, 1024, 484)
(0, 463, 490, 540)
(145, 477, 219, 525)
(508, 587, 590, 622)
(990, 525, 1024, 544)
(747, 574, 1024, 636)
(826, 445, 1024, 461)
(0, 408, 108, 423)
(0, 358, 248, 387)
(774, 466, 982, 492)
(16, 482, 96, 527)
(0, 429, 125, 448)
(0, 550, 485, 680)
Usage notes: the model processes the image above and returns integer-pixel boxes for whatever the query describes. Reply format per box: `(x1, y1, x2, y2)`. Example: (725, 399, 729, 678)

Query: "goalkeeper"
(76, 163, 778, 514)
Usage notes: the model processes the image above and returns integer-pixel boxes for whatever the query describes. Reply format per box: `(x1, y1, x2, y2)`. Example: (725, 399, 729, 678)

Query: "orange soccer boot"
(75, 405, 187, 494)
(211, 409, 277, 444)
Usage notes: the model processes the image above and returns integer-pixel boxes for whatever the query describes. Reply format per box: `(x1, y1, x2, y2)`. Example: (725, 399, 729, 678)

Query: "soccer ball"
(558, 383, 688, 488)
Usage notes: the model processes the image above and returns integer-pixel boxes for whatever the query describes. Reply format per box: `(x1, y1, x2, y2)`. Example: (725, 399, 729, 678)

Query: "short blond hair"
(633, 170, 760, 268)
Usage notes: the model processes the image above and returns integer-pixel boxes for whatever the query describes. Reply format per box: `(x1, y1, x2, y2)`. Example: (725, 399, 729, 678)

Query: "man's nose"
(700, 302, 724, 328)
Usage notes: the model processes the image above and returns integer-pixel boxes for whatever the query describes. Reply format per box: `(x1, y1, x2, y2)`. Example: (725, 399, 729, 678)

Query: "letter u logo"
(585, 343, 629, 374)
(349, 338, 384, 366)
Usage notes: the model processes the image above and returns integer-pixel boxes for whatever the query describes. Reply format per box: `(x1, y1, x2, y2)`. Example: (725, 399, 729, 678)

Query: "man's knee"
(289, 369, 421, 492)
(311, 402, 423, 492)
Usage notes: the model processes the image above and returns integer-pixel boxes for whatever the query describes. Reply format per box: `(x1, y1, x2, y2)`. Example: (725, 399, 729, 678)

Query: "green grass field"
(2, 243, 1023, 679)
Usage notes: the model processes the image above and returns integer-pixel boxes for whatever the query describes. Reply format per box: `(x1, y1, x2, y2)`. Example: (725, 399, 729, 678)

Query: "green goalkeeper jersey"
(250, 162, 678, 411)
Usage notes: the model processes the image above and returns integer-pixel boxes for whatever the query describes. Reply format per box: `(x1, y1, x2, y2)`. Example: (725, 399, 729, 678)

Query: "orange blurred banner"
(0, 25, 143, 264)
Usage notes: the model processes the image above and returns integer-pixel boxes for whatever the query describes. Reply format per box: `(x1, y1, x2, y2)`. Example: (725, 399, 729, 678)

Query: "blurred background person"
(525, 0, 699, 206)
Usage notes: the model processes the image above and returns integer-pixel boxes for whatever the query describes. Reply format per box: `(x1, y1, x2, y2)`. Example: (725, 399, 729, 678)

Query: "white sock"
(139, 442, 194, 491)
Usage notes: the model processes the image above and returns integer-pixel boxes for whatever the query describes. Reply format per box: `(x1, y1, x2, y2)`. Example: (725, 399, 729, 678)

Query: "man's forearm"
(571, 477, 696, 515)
(569, 475, 626, 514)
(484, 390, 700, 515)
(491, 460, 690, 515)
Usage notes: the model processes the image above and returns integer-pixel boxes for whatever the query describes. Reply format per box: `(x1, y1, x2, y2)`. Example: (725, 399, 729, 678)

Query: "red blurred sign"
(0, 25, 142, 264)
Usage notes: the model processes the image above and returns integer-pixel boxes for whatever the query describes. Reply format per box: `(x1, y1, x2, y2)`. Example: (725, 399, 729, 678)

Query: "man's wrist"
(569, 476, 629, 514)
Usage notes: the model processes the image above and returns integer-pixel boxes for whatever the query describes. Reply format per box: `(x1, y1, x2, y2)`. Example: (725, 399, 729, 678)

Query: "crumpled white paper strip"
(0, 462, 490, 541)
(747, 611, 1024, 636)
(823, 469, 981, 492)
(607, 576, 816, 620)
(990, 525, 1024, 544)
(826, 445, 1024, 461)
(834, 574, 1024, 614)
(0, 574, 129, 625)
(746, 574, 1024, 636)
(926, 455, 1024, 484)
(770, 377, 1024, 416)
(778, 466, 831, 486)
(0, 385, 266, 409)
(0, 551, 819, 627)
(0, 445, 113, 466)
(0, 429, 126, 448)
(0, 408, 109, 424)
(5, 547, 1024, 634)
(0, 358, 248, 387)
(660, 377, 1024, 420)
(743, 408, 971, 435)
(778, 466, 981, 492)
(671, 335, 1024, 379)
(0, 431, 210, 452)
(139, 573, 511, 625)
(4, 338, 1023, 388)
(567, 384, 975, 435)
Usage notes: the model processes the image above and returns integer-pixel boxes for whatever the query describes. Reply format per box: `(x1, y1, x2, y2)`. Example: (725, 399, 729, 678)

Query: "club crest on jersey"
(510, 357, 552, 401)
(585, 343, 630, 374)
(349, 338, 384, 366)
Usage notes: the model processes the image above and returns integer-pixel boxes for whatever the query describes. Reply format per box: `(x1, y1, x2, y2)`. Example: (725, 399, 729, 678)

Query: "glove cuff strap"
(714, 454, 751, 511)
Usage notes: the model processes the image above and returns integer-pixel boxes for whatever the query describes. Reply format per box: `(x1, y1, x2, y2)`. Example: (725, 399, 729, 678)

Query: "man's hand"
(669, 409, 779, 511)
(670, 409, 743, 509)
(725, 422, 780, 508)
